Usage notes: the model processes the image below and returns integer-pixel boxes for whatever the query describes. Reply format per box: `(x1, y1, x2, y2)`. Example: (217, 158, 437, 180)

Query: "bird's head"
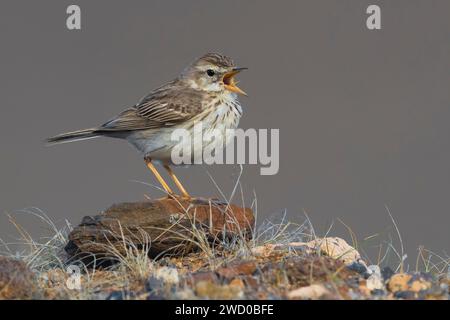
(181, 53, 247, 96)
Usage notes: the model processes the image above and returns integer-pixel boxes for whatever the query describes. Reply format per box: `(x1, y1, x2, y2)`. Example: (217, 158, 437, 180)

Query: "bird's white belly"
(127, 100, 242, 165)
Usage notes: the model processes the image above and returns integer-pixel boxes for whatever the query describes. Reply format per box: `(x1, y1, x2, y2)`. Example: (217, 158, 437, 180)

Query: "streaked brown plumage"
(47, 53, 247, 199)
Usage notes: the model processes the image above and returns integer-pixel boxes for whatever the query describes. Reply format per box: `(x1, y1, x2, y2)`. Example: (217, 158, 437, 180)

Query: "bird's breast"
(128, 96, 243, 164)
(198, 96, 243, 131)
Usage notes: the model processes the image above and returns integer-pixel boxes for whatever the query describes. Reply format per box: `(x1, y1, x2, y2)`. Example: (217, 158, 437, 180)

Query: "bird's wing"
(97, 81, 203, 132)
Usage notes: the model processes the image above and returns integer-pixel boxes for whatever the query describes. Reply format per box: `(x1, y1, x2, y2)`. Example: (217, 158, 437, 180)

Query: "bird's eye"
(206, 69, 215, 77)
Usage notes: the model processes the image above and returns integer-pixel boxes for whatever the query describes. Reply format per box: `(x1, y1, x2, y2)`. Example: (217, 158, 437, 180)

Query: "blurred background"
(1, 0, 449, 264)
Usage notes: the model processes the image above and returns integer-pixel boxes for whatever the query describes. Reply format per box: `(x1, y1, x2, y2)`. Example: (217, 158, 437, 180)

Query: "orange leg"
(163, 165, 191, 199)
(144, 158, 174, 196)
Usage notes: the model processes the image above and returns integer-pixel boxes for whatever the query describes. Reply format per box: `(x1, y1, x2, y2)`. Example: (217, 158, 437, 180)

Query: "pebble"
(287, 284, 332, 300)
(388, 273, 412, 292)
(381, 266, 395, 281)
(195, 281, 243, 299)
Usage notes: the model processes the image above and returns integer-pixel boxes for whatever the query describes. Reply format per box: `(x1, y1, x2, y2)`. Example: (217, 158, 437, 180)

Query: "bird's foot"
(162, 194, 226, 205)
(190, 197, 228, 206)
(162, 194, 227, 206)
(163, 193, 191, 202)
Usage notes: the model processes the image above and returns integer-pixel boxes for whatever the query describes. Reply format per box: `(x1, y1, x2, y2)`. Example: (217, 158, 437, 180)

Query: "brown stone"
(410, 280, 431, 293)
(195, 280, 243, 299)
(216, 260, 257, 279)
(263, 255, 358, 288)
(242, 275, 259, 289)
(287, 284, 334, 300)
(388, 273, 412, 293)
(65, 198, 254, 265)
(0, 256, 37, 299)
(185, 271, 219, 286)
(229, 278, 245, 290)
(251, 237, 365, 267)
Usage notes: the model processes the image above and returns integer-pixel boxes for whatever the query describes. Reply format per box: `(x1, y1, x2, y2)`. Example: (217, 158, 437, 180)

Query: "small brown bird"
(47, 53, 247, 200)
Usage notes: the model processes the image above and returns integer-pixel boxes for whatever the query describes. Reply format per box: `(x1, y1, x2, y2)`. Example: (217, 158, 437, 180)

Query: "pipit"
(47, 53, 247, 200)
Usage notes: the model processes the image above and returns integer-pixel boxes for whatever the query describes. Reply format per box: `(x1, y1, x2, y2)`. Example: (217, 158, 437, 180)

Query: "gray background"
(1, 1, 449, 264)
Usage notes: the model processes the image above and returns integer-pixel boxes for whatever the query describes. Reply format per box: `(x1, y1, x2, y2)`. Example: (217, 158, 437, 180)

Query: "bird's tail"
(46, 128, 100, 145)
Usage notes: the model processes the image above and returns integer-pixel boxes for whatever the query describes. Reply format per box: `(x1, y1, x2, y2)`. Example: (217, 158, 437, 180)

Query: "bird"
(47, 53, 247, 200)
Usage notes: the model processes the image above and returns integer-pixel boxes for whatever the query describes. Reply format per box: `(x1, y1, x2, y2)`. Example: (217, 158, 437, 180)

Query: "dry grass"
(0, 167, 448, 299)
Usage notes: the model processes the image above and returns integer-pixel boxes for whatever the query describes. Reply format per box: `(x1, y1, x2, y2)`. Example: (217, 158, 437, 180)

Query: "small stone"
(229, 278, 245, 290)
(367, 265, 381, 276)
(154, 266, 179, 285)
(408, 274, 432, 293)
(394, 290, 416, 300)
(216, 261, 257, 279)
(419, 272, 434, 282)
(146, 276, 164, 291)
(346, 275, 361, 289)
(358, 283, 371, 297)
(347, 261, 368, 275)
(388, 273, 412, 293)
(39, 269, 67, 288)
(251, 244, 276, 257)
(174, 288, 197, 300)
(195, 281, 243, 299)
(0, 256, 37, 299)
(91, 291, 111, 300)
(371, 289, 386, 297)
(410, 280, 431, 293)
(287, 284, 333, 300)
(366, 273, 385, 291)
(107, 291, 136, 300)
(381, 266, 395, 281)
(146, 292, 166, 300)
(305, 237, 362, 265)
(186, 271, 219, 286)
(242, 275, 259, 289)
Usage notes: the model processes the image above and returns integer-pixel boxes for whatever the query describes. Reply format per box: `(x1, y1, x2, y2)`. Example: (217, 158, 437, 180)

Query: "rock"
(185, 271, 219, 286)
(250, 244, 277, 257)
(65, 198, 254, 264)
(439, 282, 448, 293)
(0, 256, 37, 299)
(253, 237, 365, 268)
(242, 275, 259, 289)
(388, 273, 412, 293)
(146, 266, 179, 296)
(287, 284, 333, 300)
(347, 261, 368, 275)
(408, 273, 432, 293)
(410, 280, 430, 293)
(381, 266, 395, 281)
(195, 280, 243, 299)
(106, 290, 137, 300)
(39, 268, 67, 288)
(367, 265, 381, 276)
(154, 266, 179, 285)
(261, 255, 358, 290)
(386, 272, 433, 295)
(146, 292, 167, 300)
(306, 237, 363, 266)
(345, 274, 361, 289)
(216, 261, 257, 279)
(366, 274, 385, 291)
(229, 278, 245, 290)
(393, 290, 416, 300)
(364, 265, 385, 292)
(174, 288, 197, 300)
(358, 282, 371, 296)
(370, 289, 386, 297)
(146, 276, 164, 292)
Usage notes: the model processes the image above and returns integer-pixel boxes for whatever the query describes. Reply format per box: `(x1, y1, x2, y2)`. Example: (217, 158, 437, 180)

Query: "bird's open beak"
(223, 67, 248, 96)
